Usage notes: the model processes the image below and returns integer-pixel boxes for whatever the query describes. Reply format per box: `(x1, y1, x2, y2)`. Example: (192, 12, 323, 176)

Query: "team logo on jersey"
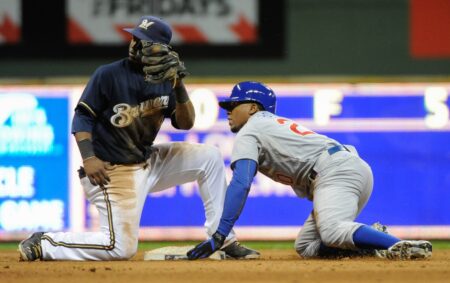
(110, 96, 169, 128)
(139, 19, 154, 30)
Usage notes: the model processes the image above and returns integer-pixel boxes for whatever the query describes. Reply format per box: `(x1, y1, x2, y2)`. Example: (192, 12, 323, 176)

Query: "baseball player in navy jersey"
(187, 81, 432, 260)
(18, 16, 258, 261)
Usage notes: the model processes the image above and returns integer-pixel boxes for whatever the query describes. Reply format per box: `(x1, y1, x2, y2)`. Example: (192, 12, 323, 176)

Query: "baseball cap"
(123, 16, 172, 44)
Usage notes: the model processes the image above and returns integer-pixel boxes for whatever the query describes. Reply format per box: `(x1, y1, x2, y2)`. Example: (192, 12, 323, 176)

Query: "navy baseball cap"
(123, 16, 172, 44)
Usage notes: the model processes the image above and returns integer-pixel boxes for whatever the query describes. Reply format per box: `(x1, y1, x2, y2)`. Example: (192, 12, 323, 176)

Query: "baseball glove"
(140, 41, 188, 84)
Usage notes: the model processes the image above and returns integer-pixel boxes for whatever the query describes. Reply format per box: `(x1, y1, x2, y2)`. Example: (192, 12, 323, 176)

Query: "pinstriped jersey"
(231, 111, 340, 198)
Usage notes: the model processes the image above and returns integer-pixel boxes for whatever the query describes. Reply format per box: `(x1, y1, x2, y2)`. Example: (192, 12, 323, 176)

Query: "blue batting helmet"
(219, 81, 277, 114)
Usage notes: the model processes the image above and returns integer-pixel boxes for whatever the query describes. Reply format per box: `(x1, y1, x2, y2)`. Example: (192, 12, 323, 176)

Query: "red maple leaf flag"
(230, 14, 257, 44)
(0, 14, 20, 43)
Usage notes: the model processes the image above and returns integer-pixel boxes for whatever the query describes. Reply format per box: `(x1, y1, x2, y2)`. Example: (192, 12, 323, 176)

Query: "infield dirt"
(1, 249, 449, 283)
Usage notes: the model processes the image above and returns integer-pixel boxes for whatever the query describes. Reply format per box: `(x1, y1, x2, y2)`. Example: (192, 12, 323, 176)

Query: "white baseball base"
(144, 245, 226, 261)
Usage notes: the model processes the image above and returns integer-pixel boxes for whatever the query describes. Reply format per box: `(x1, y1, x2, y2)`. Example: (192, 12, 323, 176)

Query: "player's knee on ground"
(109, 237, 138, 260)
(318, 222, 355, 249)
(294, 237, 308, 256)
(294, 238, 321, 258)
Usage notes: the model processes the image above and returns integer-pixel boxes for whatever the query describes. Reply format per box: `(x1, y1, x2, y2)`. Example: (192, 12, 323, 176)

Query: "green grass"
(3, 240, 450, 251)
(430, 240, 450, 250)
(0, 242, 20, 250)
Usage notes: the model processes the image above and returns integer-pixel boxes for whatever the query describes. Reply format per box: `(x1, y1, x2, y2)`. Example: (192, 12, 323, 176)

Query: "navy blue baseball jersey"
(72, 58, 176, 164)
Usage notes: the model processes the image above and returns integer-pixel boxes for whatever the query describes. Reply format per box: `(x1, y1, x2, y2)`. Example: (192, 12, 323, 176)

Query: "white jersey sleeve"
(229, 111, 344, 199)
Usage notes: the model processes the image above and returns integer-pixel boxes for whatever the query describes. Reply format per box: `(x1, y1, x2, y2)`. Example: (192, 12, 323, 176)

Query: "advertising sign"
(137, 84, 450, 239)
(0, 89, 70, 234)
(0, 0, 21, 44)
(1, 83, 449, 240)
(68, 0, 258, 44)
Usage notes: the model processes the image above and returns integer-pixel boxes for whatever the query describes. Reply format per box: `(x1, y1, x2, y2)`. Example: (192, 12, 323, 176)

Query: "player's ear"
(248, 103, 260, 115)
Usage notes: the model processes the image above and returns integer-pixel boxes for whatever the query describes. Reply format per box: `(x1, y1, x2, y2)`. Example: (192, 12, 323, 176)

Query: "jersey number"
(111, 103, 133, 128)
(276, 118, 314, 136)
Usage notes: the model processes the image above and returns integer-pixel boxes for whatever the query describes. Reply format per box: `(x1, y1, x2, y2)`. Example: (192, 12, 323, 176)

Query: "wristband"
(77, 139, 95, 160)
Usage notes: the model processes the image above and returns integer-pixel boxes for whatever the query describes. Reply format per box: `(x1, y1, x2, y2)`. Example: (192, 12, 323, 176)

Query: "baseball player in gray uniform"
(18, 17, 258, 261)
(187, 81, 432, 260)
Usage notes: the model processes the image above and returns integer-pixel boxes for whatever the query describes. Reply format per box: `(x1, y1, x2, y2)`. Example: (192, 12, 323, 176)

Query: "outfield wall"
(0, 82, 449, 241)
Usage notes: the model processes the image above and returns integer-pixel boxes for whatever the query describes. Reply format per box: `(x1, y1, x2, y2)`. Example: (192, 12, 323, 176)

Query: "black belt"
(309, 145, 350, 180)
(109, 160, 144, 166)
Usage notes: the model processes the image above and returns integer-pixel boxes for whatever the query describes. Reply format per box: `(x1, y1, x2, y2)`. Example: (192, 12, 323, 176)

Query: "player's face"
(129, 36, 143, 62)
(226, 103, 259, 133)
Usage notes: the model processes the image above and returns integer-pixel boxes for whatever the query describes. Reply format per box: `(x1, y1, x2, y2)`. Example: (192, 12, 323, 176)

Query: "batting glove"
(187, 232, 225, 260)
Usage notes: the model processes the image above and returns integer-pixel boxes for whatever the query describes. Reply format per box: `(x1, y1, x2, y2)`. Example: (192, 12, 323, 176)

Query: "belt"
(109, 159, 146, 166)
(327, 145, 349, 155)
(309, 145, 350, 180)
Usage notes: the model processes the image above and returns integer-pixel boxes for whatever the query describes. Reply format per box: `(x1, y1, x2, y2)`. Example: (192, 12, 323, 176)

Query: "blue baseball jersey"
(72, 58, 176, 164)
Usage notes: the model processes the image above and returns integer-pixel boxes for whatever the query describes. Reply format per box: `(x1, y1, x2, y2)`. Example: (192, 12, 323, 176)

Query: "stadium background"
(0, 0, 449, 242)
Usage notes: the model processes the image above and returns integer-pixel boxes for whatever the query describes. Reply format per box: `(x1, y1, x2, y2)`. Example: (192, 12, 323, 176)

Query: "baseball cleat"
(221, 241, 260, 260)
(374, 249, 389, 258)
(18, 232, 44, 261)
(372, 222, 388, 234)
(385, 240, 432, 260)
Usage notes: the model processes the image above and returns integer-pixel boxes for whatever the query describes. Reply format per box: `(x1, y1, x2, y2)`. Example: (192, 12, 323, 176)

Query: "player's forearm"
(74, 132, 95, 161)
(173, 81, 195, 129)
(216, 159, 257, 237)
(175, 102, 195, 129)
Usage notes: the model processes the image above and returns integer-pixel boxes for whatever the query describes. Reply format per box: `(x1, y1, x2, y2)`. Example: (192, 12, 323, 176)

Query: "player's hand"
(141, 41, 188, 84)
(83, 157, 110, 186)
(187, 232, 225, 260)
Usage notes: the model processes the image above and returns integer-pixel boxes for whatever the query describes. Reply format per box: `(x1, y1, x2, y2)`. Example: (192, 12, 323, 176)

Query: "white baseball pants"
(41, 142, 235, 260)
(294, 150, 374, 258)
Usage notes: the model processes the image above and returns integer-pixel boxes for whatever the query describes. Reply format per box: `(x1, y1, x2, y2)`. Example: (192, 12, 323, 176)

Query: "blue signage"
(1, 85, 448, 236)
(140, 85, 450, 227)
(0, 91, 69, 232)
